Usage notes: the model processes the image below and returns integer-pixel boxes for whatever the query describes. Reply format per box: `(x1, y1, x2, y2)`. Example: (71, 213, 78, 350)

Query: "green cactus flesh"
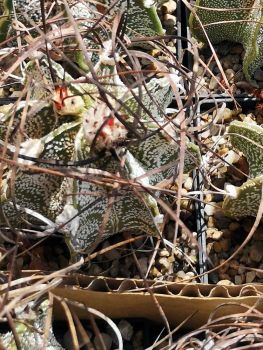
(223, 176, 263, 217)
(0, 0, 202, 255)
(228, 120, 263, 178)
(1, 0, 165, 72)
(222, 121, 263, 217)
(0, 0, 12, 42)
(0, 300, 63, 349)
(66, 132, 201, 254)
(189, 0, 263, 81)
(0, 56, 202, 255)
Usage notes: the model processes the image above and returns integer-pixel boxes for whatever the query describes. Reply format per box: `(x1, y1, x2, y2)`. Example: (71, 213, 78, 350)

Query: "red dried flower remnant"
(53, 86, 69, 111)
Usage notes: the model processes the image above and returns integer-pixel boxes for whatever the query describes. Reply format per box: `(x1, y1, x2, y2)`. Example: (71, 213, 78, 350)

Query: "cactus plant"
(189, 0, 263, 82)
(223, 120, 263, 217)
(0, 1, 201, 256)
(0, 300, 63, 349)
(0, 55, 201, 255)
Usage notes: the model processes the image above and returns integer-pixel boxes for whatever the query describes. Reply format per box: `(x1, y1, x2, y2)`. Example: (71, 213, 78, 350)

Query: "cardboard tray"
(51, 274, 263, 329)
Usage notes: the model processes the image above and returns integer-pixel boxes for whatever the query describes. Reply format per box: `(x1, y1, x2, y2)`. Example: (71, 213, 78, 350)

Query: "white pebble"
(246, 271, 256, 283)
(223, 150, 240, 165)
(204, 202, 217, 216)
(184, 177, 193, 191)
(118, 320, 134, 341)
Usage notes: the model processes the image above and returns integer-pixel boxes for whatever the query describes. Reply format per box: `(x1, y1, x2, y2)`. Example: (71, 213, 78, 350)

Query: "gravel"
(194, 41, 263, 96)
(200, 104, 263, 285)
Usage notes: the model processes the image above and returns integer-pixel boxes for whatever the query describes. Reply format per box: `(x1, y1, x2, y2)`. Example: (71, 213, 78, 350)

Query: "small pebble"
(118, 320, 133, 341)
(243, 115, 257, 124)
(197, 66, 204, 76)
(176, 270, 186, 281)
(223, 150, 240, 165)
(218, 147, 229, 157)
(184, 176, 193, 190)
(167, 255, 175, 263)
(151, 267, 162, 278)
(206, 227, 223, 241)
(217, 279, 234, 286)
(209, 76, 219, 90)
(234, 275, 243, 285)
(158, 257, 170, 272)
(163, 14, 176, 26)
(204, 202, 217, 216)
(161, 0, 177, 14)
(222, 108, 235, 122)
(173, 247, 183, 260)
(229, 259, 239, 270)
(189, 255, 198, 264)
(225, 68, 235, 82)
(207, 216, 216, 228)
(246, 271, 256, 283)
(185, 271, 195, 278)
(205, 194, 213, 203)
(159, 248, 170, 257)
(249, 242, 263, 263)
(138, 257, 148, 276)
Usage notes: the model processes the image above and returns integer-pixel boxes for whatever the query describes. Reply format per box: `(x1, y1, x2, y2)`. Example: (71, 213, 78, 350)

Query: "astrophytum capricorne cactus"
(189, 0, 263, 82)
(223, 121, 263, 217)
(0, 1, 201, 258)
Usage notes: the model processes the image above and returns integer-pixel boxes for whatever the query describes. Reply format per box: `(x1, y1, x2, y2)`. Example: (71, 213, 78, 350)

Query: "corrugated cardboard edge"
(51, 274, 263, 328)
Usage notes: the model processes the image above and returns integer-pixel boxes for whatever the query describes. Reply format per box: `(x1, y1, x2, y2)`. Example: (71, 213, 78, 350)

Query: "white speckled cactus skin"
(0, 0, 166, 73)
(223, 121, 263, 217)
(1, 0, 164, 40)
(189, 0, 263, 81)
(0, 300, 63, 349)
(0, 1, 201, 256)
(0, 63, 201, 255)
